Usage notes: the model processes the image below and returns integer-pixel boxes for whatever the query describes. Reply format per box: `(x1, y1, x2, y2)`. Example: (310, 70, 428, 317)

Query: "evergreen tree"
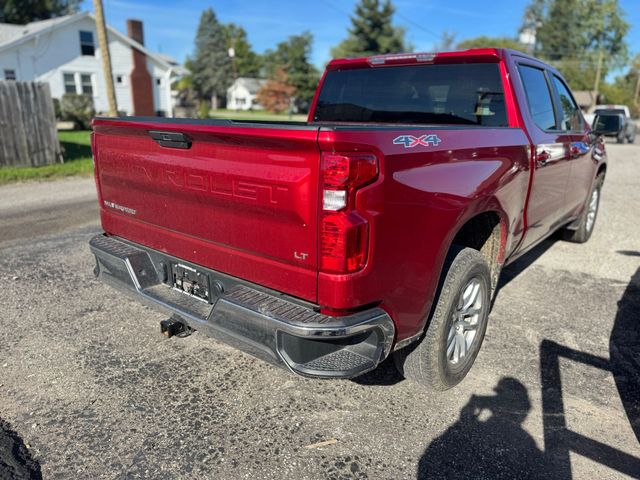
(0, 0, 79, 24)
(263, 32, 319, 112)
(331, 0, 409, 58)
(223, 23, 262, 78)
(191, 8, 233, 108)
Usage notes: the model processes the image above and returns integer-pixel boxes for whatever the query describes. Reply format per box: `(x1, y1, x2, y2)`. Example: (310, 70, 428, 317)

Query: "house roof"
(573, 90, 598, 109)
(0, 12, 186, 74)
(229, 77, 267, 94)
(0, 23, 24, 44)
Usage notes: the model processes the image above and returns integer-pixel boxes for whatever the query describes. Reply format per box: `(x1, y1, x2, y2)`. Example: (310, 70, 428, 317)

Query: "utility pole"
(93, 0, 118, 116)
(634, 74, 640, 107)
(593, 49, 604, 108)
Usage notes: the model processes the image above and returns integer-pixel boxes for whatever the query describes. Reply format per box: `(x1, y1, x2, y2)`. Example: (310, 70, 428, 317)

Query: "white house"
(0, 12, 186, 116)
(227, 77, 267, 111)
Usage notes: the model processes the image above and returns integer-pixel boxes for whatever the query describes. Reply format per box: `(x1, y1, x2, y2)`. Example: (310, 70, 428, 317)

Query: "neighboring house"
(573, 90, 601, 112)
(227, 77, 267, 111)
(0, 12, 187, 116)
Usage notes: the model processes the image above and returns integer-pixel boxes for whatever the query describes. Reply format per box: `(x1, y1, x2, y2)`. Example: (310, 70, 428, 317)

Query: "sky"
(81, 0, 640, 72)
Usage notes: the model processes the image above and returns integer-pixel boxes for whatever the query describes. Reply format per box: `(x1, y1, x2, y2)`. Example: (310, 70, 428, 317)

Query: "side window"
(63, 73, 76, 94)
(79, 31, 95, 56)
(551, 76, 583, 131)
(518, 65, 556, 131)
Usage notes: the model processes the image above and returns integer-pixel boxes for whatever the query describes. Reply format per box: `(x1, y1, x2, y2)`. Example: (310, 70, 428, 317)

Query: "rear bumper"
(89, 234, 395, 378)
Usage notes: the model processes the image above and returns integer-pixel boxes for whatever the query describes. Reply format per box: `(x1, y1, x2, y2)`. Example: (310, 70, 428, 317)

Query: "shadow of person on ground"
(610, 266, 640, 442)
(418, 378, 547, 479)
(0, 418, 41, 480)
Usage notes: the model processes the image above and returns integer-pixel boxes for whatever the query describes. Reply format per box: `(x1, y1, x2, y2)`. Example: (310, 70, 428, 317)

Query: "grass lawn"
(210, 109, 307, 122)
(0, 112, 307, 185)
(0, 130, 94, 185)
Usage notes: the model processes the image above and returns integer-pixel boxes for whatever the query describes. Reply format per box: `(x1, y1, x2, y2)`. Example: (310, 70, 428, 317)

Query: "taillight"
(320, 152, 378, 273)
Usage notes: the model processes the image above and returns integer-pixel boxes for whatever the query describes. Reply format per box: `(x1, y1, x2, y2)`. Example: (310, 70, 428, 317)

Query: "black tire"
(393, 247, 491, 391)
(561, 174, 604, 243)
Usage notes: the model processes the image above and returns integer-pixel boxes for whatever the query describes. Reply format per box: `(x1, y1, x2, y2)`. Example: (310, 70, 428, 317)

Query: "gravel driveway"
(0, 144, 639, 479)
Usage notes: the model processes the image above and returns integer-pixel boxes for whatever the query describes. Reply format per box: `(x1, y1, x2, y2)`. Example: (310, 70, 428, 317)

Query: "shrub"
(52, 98, 61, 120)
(197, 101, 210, 119)
(60, 94, 95, 129)
(256, 68, 296, 114)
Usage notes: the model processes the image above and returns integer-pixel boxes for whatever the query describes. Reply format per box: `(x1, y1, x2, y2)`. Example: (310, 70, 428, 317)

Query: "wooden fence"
(0, 81, 62, 167)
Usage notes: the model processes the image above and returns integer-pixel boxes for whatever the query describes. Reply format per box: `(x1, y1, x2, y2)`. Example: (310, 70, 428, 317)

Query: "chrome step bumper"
(89, 234, 395, 378)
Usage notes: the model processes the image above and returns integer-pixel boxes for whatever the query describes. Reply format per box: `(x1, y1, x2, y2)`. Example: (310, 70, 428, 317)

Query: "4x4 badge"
(393, 134, 441, 148)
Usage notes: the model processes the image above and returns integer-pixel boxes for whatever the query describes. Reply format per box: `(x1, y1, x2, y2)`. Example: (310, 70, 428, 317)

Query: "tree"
(456, 36, 525, 51)
(263, 32, 319, 112)
(435, 31, 457, 51)
(223, 23, 262, 78)
(600, 54, 640, 117)
(0, 0, 79, 24)
(330, 0, 410, 58)
(521, 0, 629, 91)
(191, 8, 233, 109)
(256, 68, 296, 113)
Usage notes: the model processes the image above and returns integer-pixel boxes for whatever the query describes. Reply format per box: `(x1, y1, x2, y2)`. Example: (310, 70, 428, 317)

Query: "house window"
(80, 74, 93, 95)
(4, 69, 16, 80)
(63, 73, 76, 94)
(79, 30, 95, 56)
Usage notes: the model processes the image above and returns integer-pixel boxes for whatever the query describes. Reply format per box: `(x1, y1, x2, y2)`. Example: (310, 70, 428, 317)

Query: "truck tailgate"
(92, 118, 321, 302)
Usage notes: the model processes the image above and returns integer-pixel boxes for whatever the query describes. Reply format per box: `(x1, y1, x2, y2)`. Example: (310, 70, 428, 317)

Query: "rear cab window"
(313, 63, 508, 127)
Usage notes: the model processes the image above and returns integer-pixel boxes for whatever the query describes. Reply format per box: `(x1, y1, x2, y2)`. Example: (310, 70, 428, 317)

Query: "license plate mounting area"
(171, 263, 211, 303)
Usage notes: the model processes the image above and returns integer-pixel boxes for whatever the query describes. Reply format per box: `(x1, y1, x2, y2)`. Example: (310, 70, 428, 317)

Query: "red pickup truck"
(90, 49, 607, 390)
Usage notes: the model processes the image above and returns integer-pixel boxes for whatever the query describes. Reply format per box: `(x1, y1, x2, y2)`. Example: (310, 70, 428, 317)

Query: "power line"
(318, 0, 440, 41)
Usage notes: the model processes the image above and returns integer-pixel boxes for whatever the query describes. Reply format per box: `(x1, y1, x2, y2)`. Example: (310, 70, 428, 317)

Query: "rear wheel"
(562, 174, 604, 243)
(393, 247, 491, 390)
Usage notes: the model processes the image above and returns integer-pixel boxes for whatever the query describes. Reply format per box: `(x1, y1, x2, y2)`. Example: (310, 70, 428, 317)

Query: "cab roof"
(326, 48, 534, 70)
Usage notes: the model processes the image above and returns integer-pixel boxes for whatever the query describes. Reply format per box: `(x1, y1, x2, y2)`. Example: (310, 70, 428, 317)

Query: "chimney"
(127, 19, 154, 116)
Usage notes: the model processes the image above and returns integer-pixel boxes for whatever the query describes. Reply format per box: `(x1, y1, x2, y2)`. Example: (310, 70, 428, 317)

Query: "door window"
(518, 65, 556, 131)
(551, 75, 583, 131)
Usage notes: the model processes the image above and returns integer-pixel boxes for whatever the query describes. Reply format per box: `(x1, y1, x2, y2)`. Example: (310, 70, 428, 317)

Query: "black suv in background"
(593, 106, 637, 143)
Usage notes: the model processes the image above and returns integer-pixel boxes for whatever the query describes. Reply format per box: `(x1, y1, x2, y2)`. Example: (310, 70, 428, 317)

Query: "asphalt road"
(1, 144, 639, 479)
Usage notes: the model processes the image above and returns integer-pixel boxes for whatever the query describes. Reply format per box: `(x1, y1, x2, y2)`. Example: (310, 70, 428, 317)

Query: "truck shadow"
(0, 418, 42, 480)
(495, 236, 557, 294)
(418, 266, 640, 479)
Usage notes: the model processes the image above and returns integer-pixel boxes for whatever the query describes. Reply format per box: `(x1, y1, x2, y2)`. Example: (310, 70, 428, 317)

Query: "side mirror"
(591, 114, 621, 135)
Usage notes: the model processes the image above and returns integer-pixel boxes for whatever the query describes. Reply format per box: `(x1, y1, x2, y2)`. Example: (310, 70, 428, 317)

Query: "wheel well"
(451, 212, 504, 290)
(597, 163, 607, 178)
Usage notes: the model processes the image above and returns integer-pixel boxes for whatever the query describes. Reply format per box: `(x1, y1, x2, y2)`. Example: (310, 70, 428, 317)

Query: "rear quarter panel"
(318, 126, 530, 340)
